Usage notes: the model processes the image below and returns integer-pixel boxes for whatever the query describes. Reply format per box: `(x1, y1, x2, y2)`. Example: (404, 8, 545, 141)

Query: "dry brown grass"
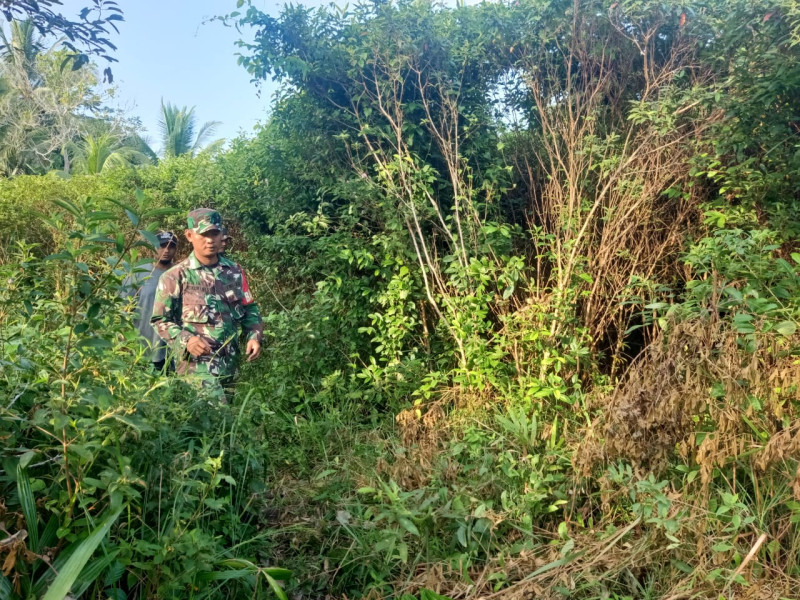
(389, 519, 800, 600)
(388, 515, 800, 600)
(577, 318, 800, 481)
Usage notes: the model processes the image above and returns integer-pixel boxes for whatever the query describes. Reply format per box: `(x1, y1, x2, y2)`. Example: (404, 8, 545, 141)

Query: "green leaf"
(124, 209, 139, 227)
(775, 321, 797, 336)
(218, 558, 256, 570)
(397, 541, 408, 564)
(723, 287, 743, 302)
(17, 464, 39, 553)
(732, 313, 755, 334)
(671, 559, 694, 574)
(77, 338, 112, 350)
(197, 569, 253, 583)
(87, 211, 116, 222)
(644, 302, 670, 310)
(111, 414, 154, 433)
(52, 199, 81, 217)
(138, 229, 161, 250)
(557, 521, 569, 539)
(141, 207, 180, 219)
(87, 302, 102, 319)
(456, 525, 467, 548)
(398, 517, 419, 536)
(73, 551, 119, 597)
(42, 506, 123, 600)
(39, 515, 59, 550)
(106, 197, 135, 214)
(204, 498, 227, 511)
(420, 590, 454, 600)
(264, 573, 288, 600)
(262, 567, 292, 581)
(313, 468, 337, 481)
(44, 251, 73, 262)
(18, 450, 35, 470)
(0, 573, 14, 600)
(104, 561, 125, 587)
(711, 542, 734, 553)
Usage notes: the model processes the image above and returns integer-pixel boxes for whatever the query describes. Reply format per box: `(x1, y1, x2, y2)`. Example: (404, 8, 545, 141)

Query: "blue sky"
(58, 0, 472, 152)
(59, 0, 298, 150)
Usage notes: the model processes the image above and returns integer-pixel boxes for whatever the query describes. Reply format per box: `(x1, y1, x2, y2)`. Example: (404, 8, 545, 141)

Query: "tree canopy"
(0, 0, 122, 80)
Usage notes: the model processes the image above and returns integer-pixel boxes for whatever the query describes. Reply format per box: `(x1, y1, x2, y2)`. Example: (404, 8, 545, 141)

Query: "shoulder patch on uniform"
(241, 270, 254, 305)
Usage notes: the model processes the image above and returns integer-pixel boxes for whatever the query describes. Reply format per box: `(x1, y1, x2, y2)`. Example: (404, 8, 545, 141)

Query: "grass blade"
(197, 568, 254, 583)
(73, 550, 119, 596)
(262, 567, 291, 581)
(0, 572, 17, 600)
(16, 463, 39, 553)
(39, 515, 59, 551)
(264, 573, 288, 600)
(42, 506, 122, 600)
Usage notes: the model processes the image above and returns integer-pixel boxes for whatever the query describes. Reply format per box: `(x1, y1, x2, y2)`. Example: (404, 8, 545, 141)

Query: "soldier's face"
(186, 229, 223, 260)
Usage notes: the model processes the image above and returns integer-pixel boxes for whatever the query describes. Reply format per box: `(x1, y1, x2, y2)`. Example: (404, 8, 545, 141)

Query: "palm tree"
(71, 131, 155, 174)
(158, 100, 221, 158)
(0, 19, 44, 85)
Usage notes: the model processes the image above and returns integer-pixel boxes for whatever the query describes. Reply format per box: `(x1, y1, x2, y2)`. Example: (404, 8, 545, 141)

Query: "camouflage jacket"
(151, 253, 263, 378)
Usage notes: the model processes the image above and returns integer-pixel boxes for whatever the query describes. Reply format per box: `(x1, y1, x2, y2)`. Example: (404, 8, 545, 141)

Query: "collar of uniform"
(187, 252, 235, 269)
(186, 253, 205, 269)
(218, 254, 236, 268)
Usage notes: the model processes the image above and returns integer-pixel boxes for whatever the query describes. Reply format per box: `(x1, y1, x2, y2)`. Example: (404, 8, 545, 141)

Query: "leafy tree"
(0, 20, 113, 175)
(0, 0, 123, 81)
(157, 100, 221, 158)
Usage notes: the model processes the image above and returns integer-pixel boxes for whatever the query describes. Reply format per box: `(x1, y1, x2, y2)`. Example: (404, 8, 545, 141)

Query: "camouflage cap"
(221, 224, 230, 240)
(187, 208, 222, 234)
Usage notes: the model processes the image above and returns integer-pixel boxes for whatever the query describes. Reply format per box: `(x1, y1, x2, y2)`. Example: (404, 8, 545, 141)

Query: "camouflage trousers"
(177, 352, 237, 404)
(184, 373, 230, 404)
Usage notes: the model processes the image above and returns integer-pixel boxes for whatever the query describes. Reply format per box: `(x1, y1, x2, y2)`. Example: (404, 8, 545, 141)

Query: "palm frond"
(191, 120, 222, 154)
(196, 137, 225, 156)
(103, 147, 152, 170)
(158, 99, 221, 157)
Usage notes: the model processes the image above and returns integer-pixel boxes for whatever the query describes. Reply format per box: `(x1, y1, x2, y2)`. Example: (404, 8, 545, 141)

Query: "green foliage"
(219, 0, 800, 596)
(1, 1, 123, 80)
(2, 0, 800, 597)
(158, 100, 222, 158)
(0, 19, 119, 176)
(0, 199, 288, 599)
(71, 132, 154, 174)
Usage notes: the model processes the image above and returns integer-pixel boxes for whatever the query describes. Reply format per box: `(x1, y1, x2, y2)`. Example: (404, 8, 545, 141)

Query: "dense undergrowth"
(2, 0, 800, 598)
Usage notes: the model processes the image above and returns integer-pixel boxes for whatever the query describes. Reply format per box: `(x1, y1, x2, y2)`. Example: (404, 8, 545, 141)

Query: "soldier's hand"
(246, 339, 261, 362)
(187, 335, 212, 357)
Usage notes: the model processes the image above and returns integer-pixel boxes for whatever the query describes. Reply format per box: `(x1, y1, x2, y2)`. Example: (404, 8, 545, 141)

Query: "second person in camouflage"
(151, 208, 263, 397)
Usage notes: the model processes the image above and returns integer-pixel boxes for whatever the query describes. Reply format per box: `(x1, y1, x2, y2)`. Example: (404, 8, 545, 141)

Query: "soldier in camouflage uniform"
(151, 208, 262, 401)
